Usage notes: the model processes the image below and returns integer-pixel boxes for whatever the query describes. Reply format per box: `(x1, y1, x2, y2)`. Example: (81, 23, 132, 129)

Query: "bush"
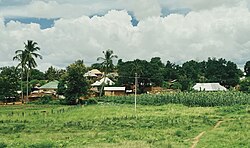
(29, 141, 54, 148)
(0, 142, 7, 148)
(240, 78, 250, 93)
(82, 98, 98, 105)
(37, 95, 53, 104)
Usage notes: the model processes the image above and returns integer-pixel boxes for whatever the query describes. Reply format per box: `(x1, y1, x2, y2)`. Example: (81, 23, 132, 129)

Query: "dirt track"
(190, 120, 224, 148)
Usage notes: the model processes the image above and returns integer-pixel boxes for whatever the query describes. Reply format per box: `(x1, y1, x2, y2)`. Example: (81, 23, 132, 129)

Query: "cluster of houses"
(28, 69, 227, 101)
(28, 69, 127, 101)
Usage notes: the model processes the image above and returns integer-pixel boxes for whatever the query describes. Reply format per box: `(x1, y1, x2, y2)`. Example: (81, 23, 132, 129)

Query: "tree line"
(0, 40, 250, 104)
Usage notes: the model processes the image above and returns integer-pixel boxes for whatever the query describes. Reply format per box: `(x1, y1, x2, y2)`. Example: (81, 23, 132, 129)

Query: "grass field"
(0, 103, 249, 148)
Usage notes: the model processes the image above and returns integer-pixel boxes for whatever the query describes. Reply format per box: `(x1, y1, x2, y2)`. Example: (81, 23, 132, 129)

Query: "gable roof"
(91, 77, 115, 86)
(84, 69, 103, 77)
(90, 69, 102, 75)
(193, 83, 227, 91)
(40, 80, 59, 90)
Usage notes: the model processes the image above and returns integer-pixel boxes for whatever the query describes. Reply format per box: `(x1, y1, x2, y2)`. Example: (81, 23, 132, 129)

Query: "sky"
(1, 0, 250, 71)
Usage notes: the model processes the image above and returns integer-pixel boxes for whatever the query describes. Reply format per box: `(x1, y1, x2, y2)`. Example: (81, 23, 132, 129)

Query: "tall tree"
(13, 50, 26, 103)
(64, 60, 89, 104)
(97, 49, 118, 96)
(149, 57, 165, 86)
(0, 67, 19, 104)
(24, 40, 42, 102)
(14, 40, 42, 102)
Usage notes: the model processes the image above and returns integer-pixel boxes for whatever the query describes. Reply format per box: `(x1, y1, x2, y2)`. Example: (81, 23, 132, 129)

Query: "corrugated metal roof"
(91, 77, 115, 86)
(84, 69, 103, 77)
(104, 87, 126, 91)
(90, 69, 102, 74)
(193, 83, 227, 91)
(40, 80, 59, 89)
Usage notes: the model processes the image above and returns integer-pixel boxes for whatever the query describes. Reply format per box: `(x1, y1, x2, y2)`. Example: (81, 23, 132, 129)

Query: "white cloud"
(1, 4, 250, 71)
(123, 0, 162, 20)
(160, 0, 249, 11)
(0, 0, 123, 18)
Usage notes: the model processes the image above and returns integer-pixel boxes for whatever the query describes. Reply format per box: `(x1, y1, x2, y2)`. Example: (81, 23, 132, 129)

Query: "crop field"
(0, 102, 249, 147)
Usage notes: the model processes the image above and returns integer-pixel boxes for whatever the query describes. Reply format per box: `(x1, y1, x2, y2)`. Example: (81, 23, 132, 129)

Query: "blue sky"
(0, 0, 250, 71)
(4, 17, 58, 29)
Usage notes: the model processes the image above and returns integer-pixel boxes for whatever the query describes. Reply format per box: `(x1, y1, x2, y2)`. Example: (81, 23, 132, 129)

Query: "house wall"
(105, 91, 125, 96)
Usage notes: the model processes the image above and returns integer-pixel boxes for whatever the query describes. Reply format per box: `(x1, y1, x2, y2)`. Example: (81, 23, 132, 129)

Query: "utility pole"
(135, 73, 138, 117)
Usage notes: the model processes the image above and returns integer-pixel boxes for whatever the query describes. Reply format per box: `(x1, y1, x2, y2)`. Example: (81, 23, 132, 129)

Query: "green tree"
(64, 60, 89, 105)
(239, 77, 250, 93)
(0, 67, 19, 103)
(97, 49, 118, 96)
(117, 59, 156, 93)
(181, 60, 201, 82)
(163, 61, 178, 81)
(45, 66, 58, 81)
(13, 49, 26, 103)
(244, 61, 250, 77)
(57, 80, 66, 95)
(14, 40, 42, 102)
(149, 57, 165, 86)
(205, 58, 240, 88)
(24, 69, 44, 80)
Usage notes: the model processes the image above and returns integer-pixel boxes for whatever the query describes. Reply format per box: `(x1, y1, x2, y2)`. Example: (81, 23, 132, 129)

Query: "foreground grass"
(0, 104, 249, 147)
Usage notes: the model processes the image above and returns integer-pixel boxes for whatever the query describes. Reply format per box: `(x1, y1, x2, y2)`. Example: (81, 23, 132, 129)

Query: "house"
(193, 83, 227, 91)
(104, 87, 126, 96)
(91, 77, 115, 86)
(84, 69, 103, 78)
(28, 80, 59, 101)
(39, 80, 59, 95)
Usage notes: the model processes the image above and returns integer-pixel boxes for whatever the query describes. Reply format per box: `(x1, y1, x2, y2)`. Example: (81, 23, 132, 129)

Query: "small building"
(104, 87, 126, 96)
(193, 83, 227, 91)
(39, 80, 59, 95)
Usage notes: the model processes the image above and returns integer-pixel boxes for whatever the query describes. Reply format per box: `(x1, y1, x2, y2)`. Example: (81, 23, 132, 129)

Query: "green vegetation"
(0, 104, 249, 147)
(100, 92, 250, 107)
(63, 60, 89, 105)
(0, 67, 19, 103)
(97, 49, 118, 96)
(117, 58, 244, 91)
(13, 40, 42, 103)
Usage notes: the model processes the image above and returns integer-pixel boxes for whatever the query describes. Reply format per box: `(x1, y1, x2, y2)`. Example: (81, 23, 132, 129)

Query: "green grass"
(0, 104, 249, 147)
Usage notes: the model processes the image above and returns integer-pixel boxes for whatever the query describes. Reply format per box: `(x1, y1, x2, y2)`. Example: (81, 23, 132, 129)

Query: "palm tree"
(24, 40, 42, 102)
(97, 49, 118, 96)
(13, 50, 26, 103)
(14, 40, 42, 103)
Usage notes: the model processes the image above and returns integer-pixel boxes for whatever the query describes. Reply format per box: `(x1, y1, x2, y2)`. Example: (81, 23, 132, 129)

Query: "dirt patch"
(213, 120, 223, 129)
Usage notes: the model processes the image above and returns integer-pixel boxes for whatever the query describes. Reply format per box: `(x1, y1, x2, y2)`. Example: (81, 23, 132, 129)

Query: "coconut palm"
(13, 50, 26, 103)
(97, 49, 118, 96)
(24, 40, 42, 102)
(14, 40, 42, 103)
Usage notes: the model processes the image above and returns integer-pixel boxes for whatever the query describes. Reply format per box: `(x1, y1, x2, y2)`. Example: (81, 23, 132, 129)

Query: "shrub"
(0, 142, 7, 148)
(37, 95, 53, 104)
(83, 98, 98, 105)
(28, 141, 54, 148)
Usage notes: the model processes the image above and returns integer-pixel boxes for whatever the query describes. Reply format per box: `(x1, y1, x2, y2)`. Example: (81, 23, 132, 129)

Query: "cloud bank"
(0, 1, 250, 71)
